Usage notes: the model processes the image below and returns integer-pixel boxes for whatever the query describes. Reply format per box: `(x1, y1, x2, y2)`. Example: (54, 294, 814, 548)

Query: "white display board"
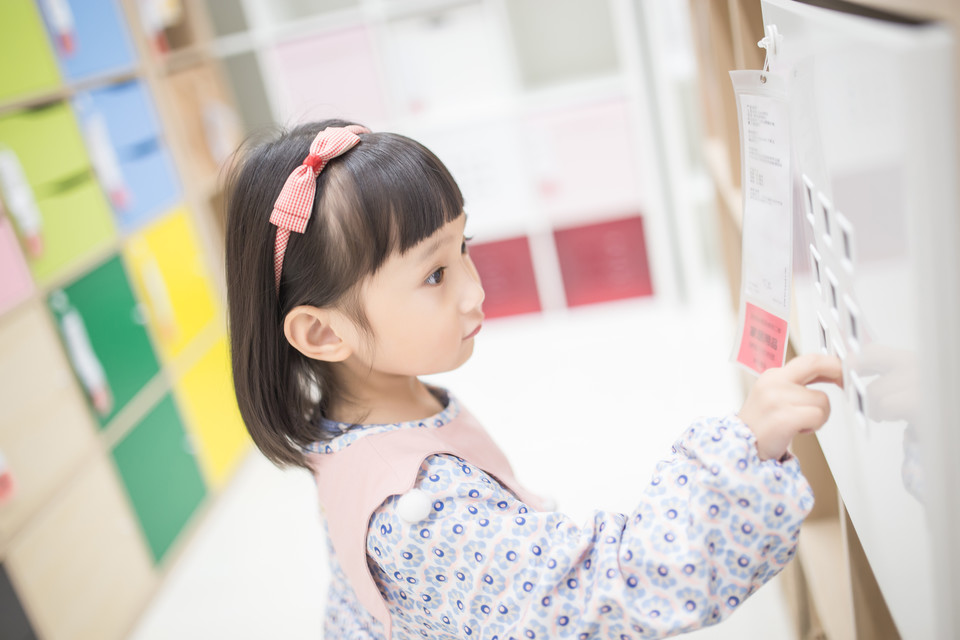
(759, 1, 960, 638)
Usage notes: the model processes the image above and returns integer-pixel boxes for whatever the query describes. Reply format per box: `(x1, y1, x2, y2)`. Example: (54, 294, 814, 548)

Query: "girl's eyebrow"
(415, 215, 468, 264)
(415, 236, 445, 264)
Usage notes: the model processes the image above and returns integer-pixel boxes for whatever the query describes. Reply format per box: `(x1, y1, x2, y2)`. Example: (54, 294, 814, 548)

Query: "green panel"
(50, 255, 160, 428)
(0, 0, 61, 102)
(112, 393, 207, 563)
(31, 176, 116, 284)
(0, 102, 90, 188)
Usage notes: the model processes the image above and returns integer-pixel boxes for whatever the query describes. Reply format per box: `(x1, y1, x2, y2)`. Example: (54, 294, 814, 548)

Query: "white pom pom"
(396, 489, 433, 523)
(541, 495, 558, 512)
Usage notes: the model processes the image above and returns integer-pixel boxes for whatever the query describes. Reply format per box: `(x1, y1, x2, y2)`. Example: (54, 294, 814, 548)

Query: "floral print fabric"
(321, 412, 813, 639)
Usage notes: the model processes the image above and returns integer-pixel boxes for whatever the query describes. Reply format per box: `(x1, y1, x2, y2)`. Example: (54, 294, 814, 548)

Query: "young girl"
(224, 119, 842, 639)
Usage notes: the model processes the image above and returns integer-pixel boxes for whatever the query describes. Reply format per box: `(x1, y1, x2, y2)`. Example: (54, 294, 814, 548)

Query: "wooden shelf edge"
(703, 137, 743, 229)
(798, 517, 856, 640)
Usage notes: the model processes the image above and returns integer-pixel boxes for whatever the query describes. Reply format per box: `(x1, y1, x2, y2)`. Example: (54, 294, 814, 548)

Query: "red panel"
(554, 216, 653, 307)
(468, 236, 541, 319)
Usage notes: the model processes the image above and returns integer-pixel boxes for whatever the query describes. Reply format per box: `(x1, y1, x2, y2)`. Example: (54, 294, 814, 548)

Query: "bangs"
(321, 132, 464, 275)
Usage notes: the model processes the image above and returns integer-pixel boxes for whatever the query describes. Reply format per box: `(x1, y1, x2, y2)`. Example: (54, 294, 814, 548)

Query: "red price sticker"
(736, 302, 788, 374)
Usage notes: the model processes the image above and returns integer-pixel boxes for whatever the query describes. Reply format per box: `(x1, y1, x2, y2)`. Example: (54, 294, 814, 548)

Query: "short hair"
(224, 119, 463, 468)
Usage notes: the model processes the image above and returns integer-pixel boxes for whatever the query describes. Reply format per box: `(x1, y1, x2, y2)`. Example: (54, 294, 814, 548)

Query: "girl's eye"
(425, 268, 445, 286)
(462, 235, 473, 254)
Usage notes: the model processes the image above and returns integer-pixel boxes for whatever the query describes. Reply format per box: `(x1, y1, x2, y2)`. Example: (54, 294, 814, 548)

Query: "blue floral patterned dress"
(312, 393, 813, 639)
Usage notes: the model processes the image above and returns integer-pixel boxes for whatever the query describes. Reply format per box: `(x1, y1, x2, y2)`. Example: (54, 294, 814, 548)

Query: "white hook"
(758, 24, 782, 57)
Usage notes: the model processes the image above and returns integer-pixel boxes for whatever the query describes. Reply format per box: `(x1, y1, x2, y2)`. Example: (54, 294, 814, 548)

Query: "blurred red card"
(469, 236, 542, 319)
(554, 216, 653, 307)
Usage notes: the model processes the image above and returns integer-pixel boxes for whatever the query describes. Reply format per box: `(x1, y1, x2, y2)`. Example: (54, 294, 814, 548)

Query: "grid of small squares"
(802, 174, 868, 426)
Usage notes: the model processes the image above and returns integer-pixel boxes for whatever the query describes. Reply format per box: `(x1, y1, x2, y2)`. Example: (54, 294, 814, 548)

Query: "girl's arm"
(367, 418, 810, 639)
(366, 354, 841, 639)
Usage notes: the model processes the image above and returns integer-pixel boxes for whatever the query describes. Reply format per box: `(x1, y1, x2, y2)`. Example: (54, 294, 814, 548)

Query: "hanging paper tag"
(0, 147, 45, 257)
(50, 290, 114, 416)
(79, 105, 131, 211)
(129, 237, 179, 340)
(730, 69, 793, 374)
(39, 0, 76, 55)
(0, 449, 15, 504)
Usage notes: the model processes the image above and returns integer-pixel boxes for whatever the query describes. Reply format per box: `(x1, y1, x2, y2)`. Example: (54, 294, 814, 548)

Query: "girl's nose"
(460, 257, 485, 313)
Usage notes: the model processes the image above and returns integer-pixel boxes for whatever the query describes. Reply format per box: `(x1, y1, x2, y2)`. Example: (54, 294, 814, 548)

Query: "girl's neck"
(326, 371, 443, 426)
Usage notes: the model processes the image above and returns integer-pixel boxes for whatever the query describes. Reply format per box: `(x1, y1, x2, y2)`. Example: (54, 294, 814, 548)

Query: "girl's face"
(349, 213, 484, 376)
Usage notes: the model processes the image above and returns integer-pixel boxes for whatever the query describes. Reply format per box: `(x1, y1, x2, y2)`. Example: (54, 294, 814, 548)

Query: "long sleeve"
(366, 414, 814, 639)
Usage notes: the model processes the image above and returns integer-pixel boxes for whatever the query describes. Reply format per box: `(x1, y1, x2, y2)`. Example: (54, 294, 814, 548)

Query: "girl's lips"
(464, 324, 482, 340)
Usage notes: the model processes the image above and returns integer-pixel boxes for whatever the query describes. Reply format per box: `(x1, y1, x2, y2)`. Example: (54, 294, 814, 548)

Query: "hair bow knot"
(303, 154, 325, 172)
(269, 124, 369, 290)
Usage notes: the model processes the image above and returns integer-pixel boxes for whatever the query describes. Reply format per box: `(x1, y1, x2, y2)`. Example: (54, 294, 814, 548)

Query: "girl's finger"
(782, 353, 844, 387)
(788, 404, 832, 434)
(792, 387, 831, 421)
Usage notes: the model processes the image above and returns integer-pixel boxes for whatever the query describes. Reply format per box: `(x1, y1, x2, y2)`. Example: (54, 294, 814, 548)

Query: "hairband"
(269, 124, 370, 291)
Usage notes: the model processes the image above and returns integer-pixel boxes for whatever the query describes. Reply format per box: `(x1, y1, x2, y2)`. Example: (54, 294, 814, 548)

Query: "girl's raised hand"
(738, 353, 844, 461)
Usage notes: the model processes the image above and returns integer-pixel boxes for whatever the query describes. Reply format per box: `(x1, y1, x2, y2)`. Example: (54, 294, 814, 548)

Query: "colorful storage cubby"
(0, 301, 98, 550)
(553, 215, 653, 307)
(123, 208, 217, 363)
(523, 99, 645, 226)
(0, 214, 34, 316)
(504, 0, 619, 89)
(0, 0, 61, 102)
(469, 236, 542, 319)
(47, 255, 161, 428)
(221, 51, 275, 134)
(37, 0, 136, 83)
(380, 3, 511, 119)
(73, 79, 181, 232)
(269, 26, 388, 127)
(111, 393, 207, 564)
(236, 0, 361, 34)
(174, 336, 249, 490)
(141, 0, 207, 54)
(413, 119, 537, 241)
(162, 64, 242, 182)
(4, 450, 156, 640)
(0, 563, 38, 640)
(204, 0, 250, 37)
(0, 102, 116, 284)
(242, 0, 359, 28)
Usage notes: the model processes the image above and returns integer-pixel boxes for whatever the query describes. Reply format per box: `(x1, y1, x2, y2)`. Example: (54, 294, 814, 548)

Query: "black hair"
(224, 119, 463, 468)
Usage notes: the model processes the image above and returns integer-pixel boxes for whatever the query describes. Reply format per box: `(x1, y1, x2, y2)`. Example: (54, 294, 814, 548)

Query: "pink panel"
(0, 217, 34, 316)
(524, 99, 644, 222)
(469, 236, 541, 319)
(554, 215, 653, 307)
(271, 27, 388, 128)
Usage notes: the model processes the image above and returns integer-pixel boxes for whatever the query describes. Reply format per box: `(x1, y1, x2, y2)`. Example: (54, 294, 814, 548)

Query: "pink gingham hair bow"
(269, 124, 369, 290)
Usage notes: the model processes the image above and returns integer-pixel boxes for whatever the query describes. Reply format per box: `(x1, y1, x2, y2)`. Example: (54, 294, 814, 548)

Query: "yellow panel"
(175, 336, 250, 489)
(123, 208, 217, 362)
(6, 450, 156, 640)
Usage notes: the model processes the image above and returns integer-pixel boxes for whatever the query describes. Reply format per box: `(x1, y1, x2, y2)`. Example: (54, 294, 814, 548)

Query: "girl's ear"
(283, 306, 353, 362)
